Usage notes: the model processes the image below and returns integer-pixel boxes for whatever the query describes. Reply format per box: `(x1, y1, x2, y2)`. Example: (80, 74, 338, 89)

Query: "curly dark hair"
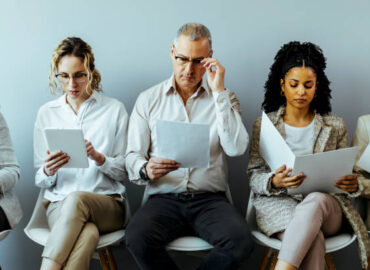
(262, 41, 332, 114)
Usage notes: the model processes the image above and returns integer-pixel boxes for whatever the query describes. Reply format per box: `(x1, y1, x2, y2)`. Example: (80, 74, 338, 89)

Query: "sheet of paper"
(259, 111, 295, 171)
(289, 147, 358, 194)
(356, 144, 370, 172)
(156, 120, 210, 168)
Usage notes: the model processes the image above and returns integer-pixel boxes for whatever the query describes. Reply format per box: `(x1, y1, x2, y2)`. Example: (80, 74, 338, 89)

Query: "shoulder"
(140, 79, 167, 99)
(321, 113, 346, 129)
(94, 94, 129, 121)
(98, 94, 127, 111)
(357, 114, 370, 126)
(134, 79, 169, 108)
(36, 97, 63, 117)
(252, 110, 279, 128)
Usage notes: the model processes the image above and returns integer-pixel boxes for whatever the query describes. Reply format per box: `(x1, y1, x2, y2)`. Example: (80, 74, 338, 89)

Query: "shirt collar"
(47, 91, 100, 108)
(165, 74, 211, 96)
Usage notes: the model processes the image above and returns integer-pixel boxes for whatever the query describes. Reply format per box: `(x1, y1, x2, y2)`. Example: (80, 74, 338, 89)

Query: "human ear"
(280, 78, 285, 91)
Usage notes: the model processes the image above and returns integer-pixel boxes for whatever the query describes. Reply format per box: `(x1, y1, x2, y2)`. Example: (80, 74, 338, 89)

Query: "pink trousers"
(277, 192, 343, 270)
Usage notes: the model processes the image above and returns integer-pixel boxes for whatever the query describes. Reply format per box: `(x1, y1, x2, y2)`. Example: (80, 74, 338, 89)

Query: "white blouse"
(284, 120, 315, 156)
(34, 92, 128, 202)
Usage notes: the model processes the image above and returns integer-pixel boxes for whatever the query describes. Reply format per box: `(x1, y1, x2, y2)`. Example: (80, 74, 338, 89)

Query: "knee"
(59, 192, 91, 222)
(62, 192, 90, 212)
(300, 192, 332, 212)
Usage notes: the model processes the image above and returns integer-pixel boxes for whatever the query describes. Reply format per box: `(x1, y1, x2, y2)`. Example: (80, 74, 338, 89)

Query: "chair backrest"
(25, 189, 48, 229)
(24, 189, 49, 246)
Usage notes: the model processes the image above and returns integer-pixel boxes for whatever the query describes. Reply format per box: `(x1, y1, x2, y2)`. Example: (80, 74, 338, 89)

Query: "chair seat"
(252, 230, 356, 253)
(0, 230, 11, 241)
(167, 236, 213, 251)
(25, 228, 126, 250)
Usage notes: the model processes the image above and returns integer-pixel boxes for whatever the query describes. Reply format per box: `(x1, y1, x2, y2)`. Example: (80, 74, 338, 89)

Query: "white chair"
(167, 236, 213, 253)
(0, 229, 11, 270)
(0, 229, 11, 242)
(246, 191, 357, 270)
(24, 190, 130, 270)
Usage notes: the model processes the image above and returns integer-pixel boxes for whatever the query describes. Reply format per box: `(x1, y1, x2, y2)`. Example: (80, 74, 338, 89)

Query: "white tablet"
(43, 129, 89, 168)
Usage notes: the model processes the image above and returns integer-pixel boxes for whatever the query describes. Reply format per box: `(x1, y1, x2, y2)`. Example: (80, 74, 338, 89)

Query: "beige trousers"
(42, 191, 125, 270)
(277, 192, 342, 270)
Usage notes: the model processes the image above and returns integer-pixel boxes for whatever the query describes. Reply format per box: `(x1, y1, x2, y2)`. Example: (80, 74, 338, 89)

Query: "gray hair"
(173, 23, 212, 51)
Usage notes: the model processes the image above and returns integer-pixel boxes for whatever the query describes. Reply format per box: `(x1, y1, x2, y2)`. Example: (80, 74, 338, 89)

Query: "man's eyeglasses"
(173, 49, 207, 67)
(56, 72, 88, 84)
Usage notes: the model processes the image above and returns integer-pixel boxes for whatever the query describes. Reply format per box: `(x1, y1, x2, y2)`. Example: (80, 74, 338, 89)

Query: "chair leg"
(106, 246, 117, 270)
(269, 251, 278, 270)
(99, 249, 110, 270)
(259, 247, 271, 270)
(325, 253, 336, 270)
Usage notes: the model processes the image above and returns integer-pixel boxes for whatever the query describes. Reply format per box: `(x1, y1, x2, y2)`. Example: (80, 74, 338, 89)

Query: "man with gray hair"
(125, 22, 253, 269)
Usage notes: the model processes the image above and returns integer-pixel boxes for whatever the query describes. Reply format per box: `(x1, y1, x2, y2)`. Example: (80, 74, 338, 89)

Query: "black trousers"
(126, 192, 254, 270)
(0, 206, 10, 232)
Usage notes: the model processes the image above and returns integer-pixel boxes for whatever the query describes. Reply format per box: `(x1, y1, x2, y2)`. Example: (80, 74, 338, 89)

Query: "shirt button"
(219, 98, 225, 104)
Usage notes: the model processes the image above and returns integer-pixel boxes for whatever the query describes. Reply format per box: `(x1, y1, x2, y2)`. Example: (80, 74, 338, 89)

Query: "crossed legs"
(40, 191, 124, 270)
(275, 192, 342, 270)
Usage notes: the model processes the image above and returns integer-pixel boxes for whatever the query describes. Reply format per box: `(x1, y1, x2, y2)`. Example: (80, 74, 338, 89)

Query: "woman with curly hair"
(34, 37, 129, 270)
(247, 41, 369, 270)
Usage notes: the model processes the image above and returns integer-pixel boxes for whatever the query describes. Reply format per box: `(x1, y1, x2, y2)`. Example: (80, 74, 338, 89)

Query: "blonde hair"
(49, 37, 102, 95)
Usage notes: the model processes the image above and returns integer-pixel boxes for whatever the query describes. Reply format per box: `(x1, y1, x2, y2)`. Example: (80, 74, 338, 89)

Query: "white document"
(156, 120, 210, 168)
(44, 129, 89, 168)
(356, 144, 370, 172)
(259, 112, 358, 194)
(260, 112, 296, 170)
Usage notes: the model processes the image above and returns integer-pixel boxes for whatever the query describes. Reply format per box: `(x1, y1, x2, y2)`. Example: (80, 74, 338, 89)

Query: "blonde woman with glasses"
(34, 37, 129, 270)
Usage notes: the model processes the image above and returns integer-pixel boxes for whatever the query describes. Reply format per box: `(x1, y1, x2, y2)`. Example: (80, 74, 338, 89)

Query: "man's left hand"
(202, 58, 225, 92)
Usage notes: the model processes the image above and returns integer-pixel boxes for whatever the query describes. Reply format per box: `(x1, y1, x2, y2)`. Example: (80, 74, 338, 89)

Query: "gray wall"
(0, 0, 368, 269)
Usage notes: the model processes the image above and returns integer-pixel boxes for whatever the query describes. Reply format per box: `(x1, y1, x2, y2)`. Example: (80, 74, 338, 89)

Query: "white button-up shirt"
(126, 75, 249, 196)
(34, 93, 128, 202)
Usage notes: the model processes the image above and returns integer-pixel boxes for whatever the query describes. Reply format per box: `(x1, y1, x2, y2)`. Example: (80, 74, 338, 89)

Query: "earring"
(280, 90, 284, 97)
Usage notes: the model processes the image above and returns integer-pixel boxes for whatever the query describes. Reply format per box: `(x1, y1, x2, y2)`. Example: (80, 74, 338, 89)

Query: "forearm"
(97, 154, 127, 181)
(215, 90, 249, 156)
(35, 166, 57, 188)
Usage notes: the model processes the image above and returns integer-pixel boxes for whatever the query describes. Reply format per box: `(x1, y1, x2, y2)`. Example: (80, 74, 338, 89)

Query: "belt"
(152, 191, 224, 199)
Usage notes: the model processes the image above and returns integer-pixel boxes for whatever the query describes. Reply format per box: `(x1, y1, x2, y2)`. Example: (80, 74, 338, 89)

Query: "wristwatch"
(139, 162, 150, 181)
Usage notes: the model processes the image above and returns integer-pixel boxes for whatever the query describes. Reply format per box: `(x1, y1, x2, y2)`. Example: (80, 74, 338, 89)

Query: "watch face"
(139, 164, 149, 180)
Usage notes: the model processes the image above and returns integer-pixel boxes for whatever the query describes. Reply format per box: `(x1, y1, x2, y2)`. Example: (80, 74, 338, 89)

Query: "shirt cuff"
(36, 166, 57, 187)
(130, 159, 149, 185)
(96, 156, 112, 174)
(347, 178, 364, 198)
(266, 172, 287, 196)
